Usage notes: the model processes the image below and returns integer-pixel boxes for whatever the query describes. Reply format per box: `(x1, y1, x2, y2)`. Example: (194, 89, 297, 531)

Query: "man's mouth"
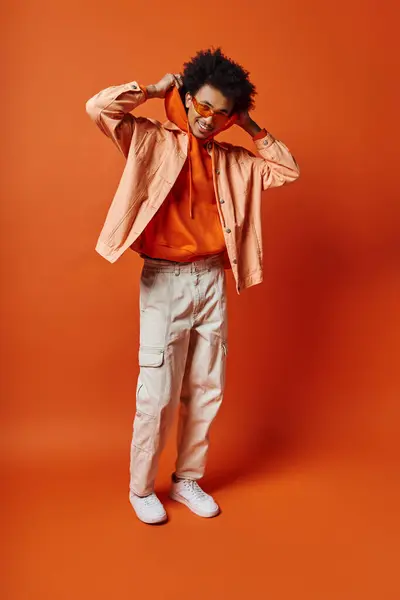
(197, 121, 213, 134)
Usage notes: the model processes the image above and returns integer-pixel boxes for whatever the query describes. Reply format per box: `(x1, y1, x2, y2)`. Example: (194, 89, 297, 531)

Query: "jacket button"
(263, 139, 268, 145)
(233, 258, 237, 264)
(216, 169, 220, 175)
(225, 228, 231, 234)
(219, 198, 225, 204)
(207, 142, 213, 151)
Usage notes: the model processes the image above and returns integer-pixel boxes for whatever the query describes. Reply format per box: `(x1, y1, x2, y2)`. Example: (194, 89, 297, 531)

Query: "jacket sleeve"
(85, 81, 148, 157)
(253, 132, 300, 190)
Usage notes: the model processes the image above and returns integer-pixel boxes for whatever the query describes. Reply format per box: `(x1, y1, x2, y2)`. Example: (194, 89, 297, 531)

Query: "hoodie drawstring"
(187, 124, 193, 219)
(165, 87, 237, 222)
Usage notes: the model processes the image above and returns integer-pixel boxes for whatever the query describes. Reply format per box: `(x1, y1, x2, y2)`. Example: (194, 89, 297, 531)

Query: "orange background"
(2, 0, 400, 598)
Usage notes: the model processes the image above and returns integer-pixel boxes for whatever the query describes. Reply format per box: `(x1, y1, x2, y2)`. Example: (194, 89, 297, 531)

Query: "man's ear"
(185, 92, 192, 110)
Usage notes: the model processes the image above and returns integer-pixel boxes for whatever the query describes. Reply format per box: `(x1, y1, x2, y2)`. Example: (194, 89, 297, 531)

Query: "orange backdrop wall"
(2, 1, 399, 599)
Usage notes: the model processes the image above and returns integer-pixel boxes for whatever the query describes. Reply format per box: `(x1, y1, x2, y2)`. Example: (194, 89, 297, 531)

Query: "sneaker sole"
(169, 491, 220, 518)
(134, 511, 168, 525)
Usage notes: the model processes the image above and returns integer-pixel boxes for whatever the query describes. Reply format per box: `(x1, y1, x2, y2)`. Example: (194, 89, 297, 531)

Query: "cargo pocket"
(220, 341, 228, 391)
(133, 347, 165, 452)
(139, 346, 164, 367)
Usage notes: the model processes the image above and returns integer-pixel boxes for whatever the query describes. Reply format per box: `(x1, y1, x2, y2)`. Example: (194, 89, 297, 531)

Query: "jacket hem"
(238, 271, 263, 293)
(95, 240, 121, 263)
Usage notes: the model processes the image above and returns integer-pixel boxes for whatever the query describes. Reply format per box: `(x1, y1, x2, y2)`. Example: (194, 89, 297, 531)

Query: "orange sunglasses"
(192, 95, 230, 120)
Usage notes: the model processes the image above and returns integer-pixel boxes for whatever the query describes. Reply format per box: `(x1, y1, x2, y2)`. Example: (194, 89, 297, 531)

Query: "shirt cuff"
(138, 84, 148, 100)
(254, 131, 276, 151)
(127, 81, 148, 99)
(252, 128, 268, 141)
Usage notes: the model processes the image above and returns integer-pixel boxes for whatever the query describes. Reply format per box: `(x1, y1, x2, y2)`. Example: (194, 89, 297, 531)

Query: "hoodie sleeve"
(253, 132, 300, 190)
(85, 81, 148, 157)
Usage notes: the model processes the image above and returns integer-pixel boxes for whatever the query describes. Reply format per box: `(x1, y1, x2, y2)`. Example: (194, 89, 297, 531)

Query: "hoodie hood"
(164, 86, 238, 138)
(164, 86, 238, 219)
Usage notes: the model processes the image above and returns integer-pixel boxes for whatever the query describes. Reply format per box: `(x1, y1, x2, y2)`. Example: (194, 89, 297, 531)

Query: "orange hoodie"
(139, 86, 237, 262)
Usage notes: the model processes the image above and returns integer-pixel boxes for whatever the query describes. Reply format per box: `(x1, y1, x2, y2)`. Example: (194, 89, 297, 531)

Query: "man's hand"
(146, 73, 183, 99)
(237, 111, 262, 137)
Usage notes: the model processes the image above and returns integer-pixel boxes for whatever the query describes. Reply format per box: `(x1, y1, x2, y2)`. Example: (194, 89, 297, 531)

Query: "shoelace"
(183, 480, 208, 500)
(143, 494, 159, 506)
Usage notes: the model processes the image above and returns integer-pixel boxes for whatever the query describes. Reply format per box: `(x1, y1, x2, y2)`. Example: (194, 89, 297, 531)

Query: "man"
(86, 48, 300, 525)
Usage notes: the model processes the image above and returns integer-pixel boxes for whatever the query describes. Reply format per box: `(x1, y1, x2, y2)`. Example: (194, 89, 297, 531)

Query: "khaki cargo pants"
(129, 254, 228, 497)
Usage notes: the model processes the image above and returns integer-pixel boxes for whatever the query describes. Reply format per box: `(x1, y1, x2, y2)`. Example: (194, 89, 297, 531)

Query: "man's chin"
(192, 131, 208, 139)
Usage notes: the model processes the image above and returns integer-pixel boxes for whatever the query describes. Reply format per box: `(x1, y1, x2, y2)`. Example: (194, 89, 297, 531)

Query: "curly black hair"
(179, 47, 256, 114)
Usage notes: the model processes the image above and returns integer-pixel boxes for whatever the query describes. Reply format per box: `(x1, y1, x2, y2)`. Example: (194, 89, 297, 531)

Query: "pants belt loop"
(174, 264, 180, 276)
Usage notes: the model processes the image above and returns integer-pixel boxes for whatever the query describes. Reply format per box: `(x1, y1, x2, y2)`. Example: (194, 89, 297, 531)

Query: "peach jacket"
(86, 81, 300, 292)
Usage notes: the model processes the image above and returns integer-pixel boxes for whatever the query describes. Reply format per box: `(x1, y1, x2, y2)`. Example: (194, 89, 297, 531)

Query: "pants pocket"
(139, 346, 164, 367)
(140, 268, 159, 313)
(133, 347, 165, 452)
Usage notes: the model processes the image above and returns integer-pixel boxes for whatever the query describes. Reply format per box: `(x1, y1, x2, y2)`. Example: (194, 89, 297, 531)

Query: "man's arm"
(238, 113, 300, 190)
(85, 82, 149, 157)
(85, 73, 183, 157)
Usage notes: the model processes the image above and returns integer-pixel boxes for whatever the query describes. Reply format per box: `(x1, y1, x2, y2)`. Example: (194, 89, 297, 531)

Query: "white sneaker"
(170, 478, 220, 518)
(130, 492, 167, 524)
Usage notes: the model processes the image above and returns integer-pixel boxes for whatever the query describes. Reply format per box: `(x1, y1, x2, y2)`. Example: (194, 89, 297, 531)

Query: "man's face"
(185, 84, 234, 139)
